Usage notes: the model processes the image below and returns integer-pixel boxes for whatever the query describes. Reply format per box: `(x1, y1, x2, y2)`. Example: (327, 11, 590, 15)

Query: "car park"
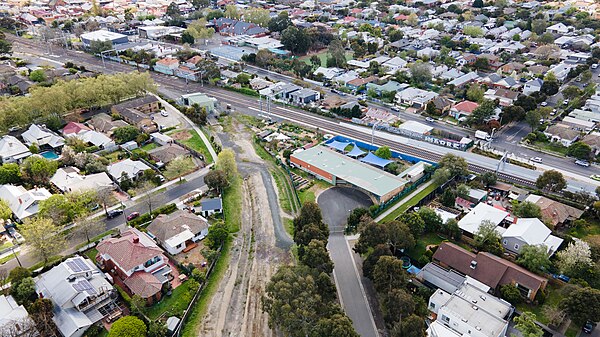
(107, 209, 124, 219)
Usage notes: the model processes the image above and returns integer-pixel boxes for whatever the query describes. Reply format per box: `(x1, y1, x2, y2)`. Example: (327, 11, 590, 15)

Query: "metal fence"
(371, 171, 432, 217)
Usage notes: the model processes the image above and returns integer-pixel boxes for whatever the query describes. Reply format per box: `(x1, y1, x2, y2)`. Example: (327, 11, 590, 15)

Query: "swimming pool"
(40, 150, 59, 160)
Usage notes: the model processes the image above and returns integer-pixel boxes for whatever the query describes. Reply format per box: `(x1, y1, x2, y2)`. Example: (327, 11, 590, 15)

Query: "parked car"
(531, 157, 543, 163)
(583, 322, 595, 334)
(563, 99, 570, 105)
(160, 110, 169, 117)
(107, 209, 124, 219)
(127, 212, 140, 221)
(391, 106, 401, 112)
(575, 160, 590, 167)
(425, 117, 435, 123)
(592, 64, 599, 70)
(540, 102, 548, 107)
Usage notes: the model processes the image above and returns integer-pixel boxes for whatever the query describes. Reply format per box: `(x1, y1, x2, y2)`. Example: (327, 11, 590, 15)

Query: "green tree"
(12, 277, 36, 305)
(0, 163, 22, 185)
(281, 26, 311, 54)
(409, 61, 432, 85)
(29, 69, 46, 83)
(531, 19, 547, 35)
(243, 7, 271, 27)
(224, 4, 241, 19)
(313, 314, 359, 337)
(399, 212, 425, 236)
(567, 141, 592, 160)
(327, 38, 346, 68)
(187, 18, 215, 45)
(535, 170, 566, 192)
(374, 146, 392, 159)
(268, 11, 292, 32)
(417, 207, 443, 233)
(480, 172, 497, 187)
(432, 168, 452, 185)
(112, 125, 140, 144)
(166, 2, 181, 16)
(165, 157, 194, 181)
(216, 148, 238, 180)
(39, 194, 82, 225)
(8, 267, 31, 285)
(393, 314, 426, 337)
(89, 40, 113, 54)
(514, 312, 544, 337)
(500, 284, 523, 304)
(20, 217, 65, 265)
(386, 221, 415, 254)
(355, 220, 389, 255)
(204, 169, 229, 191)
(147, 322, 168, 337)
(0, 199, 11, 220)
(372, 256, 406, 293)
(181, 31, 195, 44)
(563, 85, 582, 100)
(560, 287, 600, 324)
(473, 0, 484, 7)
(463, 25, 484, 37)
(439, 153, 469, 177)
(469, 99, 497, 125)
(381, 288, 415, 323)
(474, 219, 504, 255)
(517, 245, 552, 273)
(20, 156, 58, 185)
(513, 201, 542, 219)
(108, 316, 147, 337)
(206, 221, 229, 250)
(300, 239, 333, 273)
(362, 244, 392, 279)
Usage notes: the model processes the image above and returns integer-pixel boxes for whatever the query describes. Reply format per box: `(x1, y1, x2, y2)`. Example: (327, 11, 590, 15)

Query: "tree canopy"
(535, 170, 566, 192)
(108, 316, 147, 337)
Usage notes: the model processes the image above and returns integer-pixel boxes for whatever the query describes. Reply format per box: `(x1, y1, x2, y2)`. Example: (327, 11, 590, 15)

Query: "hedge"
(129, 203, 178, 227)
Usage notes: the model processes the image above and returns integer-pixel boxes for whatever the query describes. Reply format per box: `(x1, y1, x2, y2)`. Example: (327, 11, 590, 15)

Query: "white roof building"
(457, 202, 509, 235)
(397, 120, 434, 135)
(50, 167, 114, 193)
(0, 136, 31, 164)
(35, 256, 116, 337)
(0, 294, 36, 336)
(313, 67, 345, 80)
(21, 124, 65, 149)
(502, 218, 564, 256)
(0, 185, 52, 221)
(107, 159, 151, 181)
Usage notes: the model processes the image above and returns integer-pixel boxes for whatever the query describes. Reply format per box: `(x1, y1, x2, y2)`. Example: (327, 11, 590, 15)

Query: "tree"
(187, 18, 215, 45)
(224, 4, 241, 19)
(467, 84, 484, 102)
(363, 244, 392, 279)
(204, 169, 229, 191)
(407, 13, 418, 26)
(535, 170, 566, 192)
(74, 214, 104, 244)
(39, 193, 89, 225)
(281, 26, 311, 54)
(301, 239, 333, 273)
(181, 31, 194, 45)
(108, 316, 147, 337)
(12, 277, 36, 305)
(166, 2, 181, 17)
(8, 267, 31, 285)
(20, 156, 58, 185)
(206, 221, 228, 250)
(567, 141, 592, 160)
(346, 208, 369, 233)
(513, 201, 542, 219)
(355, 220, 389, 255)
(480, 172, 497, 187)
(469, 99, 496, 125)
(538, 33, 555, 45)
(531, 19, 547, 35)
(147, 322, 168, 337)
(89, 40, 113, 54)
(0, 199, 11, 220)
(372, 256, 406, 293)
(0, 163, 21, 185)
(463, 26, 484, 37)
(393, 315, 426, 337)
(20, 217, 65, 265)
(418, 207, 443, 233)
(374, 146, 392, 159)
(439, 153, 469, 177)
(409, 62, 432, 85)
(500, 284, 522, 304)
(268, 11, 292, 32)
(29, 69, 46, 83)
(432, 168, 452, 185)
(165, 157, 193, 181)
(474, 220, 504, 255)
(560, 287, 600, 324)
(502, 105, 526, 123)
(563, 85, 582, 100)
(134, 181, 159, 214)
(556, 239, 593, 275)
(327, 38, 346, 68)
(440, 189, 456, 207)
(28, 298, 54, 336)
(313, 314, 359, 337)
(386, 221, 415, 254)
(399, 212, 425, 236)
(473, 0, 484, 7)
(517, 245, 552, 273)
(381, 288, 415, 323)
(514, 312, 544, 337)
(243, 8, 270, 27)
(112, 125, 140, 144)
(216, 148, 238, 180)
(515, 95, 538, 112)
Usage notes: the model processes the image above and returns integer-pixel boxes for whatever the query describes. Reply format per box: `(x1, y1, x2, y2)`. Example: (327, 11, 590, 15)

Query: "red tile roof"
(124, 272, 162, 299)
(62, 121, 90, 135)
(96, 229, 165, 272)
(453, 101, 479, 113)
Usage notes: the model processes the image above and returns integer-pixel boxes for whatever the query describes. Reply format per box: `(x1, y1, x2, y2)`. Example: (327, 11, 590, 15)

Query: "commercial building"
(80, 30, 129, 48)
(290, 145, 407, 203)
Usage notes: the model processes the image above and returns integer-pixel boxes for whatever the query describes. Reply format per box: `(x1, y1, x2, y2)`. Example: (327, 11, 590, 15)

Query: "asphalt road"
(8, 36, 600, 192)
(318, 187, 377, 337)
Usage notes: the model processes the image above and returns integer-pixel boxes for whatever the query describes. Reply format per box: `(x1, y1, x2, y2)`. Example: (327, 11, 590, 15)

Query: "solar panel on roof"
(73, 279, 97, 295)
(66, 261, 82, 272)
(75, 258, 91, 271)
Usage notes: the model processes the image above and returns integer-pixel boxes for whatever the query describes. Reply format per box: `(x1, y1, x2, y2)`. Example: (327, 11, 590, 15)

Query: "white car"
(563, 99, 570, 105)
(592, 64, 599, 69)
(531, 157, 543, 163)
(160, 110, 169, 117)
(425, 117, 435, 123)
(540, 102, 548, 107)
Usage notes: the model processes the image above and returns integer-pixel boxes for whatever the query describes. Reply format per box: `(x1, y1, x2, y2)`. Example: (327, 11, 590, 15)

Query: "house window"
(514, 244, 520, 250)
(441, 315, 450, 323)
(430, 303, 436, 309)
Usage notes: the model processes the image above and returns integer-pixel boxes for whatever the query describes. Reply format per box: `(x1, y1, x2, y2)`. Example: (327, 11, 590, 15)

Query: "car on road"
(575, 160, 591, 167)
(583, 321, 595, 334)
(592, 64, 599, 70)
(540, 102, 548, 107)
(106, 209, 124, 219)
(425, 117, 435, 123)
(391, 106, 401, 112)
(127, 212, 140, 221)
(160, 110, 169, 117)
(591, 175, 600, 181)
(531, 157, 543, 163)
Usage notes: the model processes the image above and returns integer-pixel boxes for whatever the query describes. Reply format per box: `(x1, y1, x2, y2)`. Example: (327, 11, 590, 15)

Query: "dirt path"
(199, 119, 292, 337)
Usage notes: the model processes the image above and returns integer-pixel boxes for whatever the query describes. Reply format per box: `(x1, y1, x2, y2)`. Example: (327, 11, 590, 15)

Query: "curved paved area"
(318, 187, 377, 337)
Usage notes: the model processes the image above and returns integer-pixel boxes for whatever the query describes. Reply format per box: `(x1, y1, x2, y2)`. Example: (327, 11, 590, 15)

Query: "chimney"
(470, 260, 477, 270)
(132, 236, 139, 244)
(18, 197, 22, 204)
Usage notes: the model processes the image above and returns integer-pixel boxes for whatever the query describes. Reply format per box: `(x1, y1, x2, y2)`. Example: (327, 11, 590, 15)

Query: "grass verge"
(284, 218, 294, 237)
(146, 281, 194, 320)
(0, 251, 17, 265)
(223, 175, 242, 233)
(171, 129, 214, 164)
(381, 181, 439, 222)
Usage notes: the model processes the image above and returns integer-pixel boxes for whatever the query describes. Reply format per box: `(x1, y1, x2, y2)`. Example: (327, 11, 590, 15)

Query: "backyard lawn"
(163, 157, 197, 180)
(382, 180, 439, 223)
(405, 232, 445, 260)
(300, 50, 354, 66)
(84, 248, 98, 261)
(168, 129, 214, 164)
(145, 281, 194, 320)
(141, 142, 159, 151)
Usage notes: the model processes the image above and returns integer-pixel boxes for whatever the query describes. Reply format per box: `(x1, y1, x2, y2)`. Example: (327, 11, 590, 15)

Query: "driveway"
(317, 187, 378, 337)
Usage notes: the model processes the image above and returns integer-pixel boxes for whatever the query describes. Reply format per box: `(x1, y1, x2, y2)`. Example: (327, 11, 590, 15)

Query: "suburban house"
(0, 294, 36, 336)
(96, 228, 173, 303)
(147, 210, 210, 255)
(457, 202, 510, 237)
(153, 57, 180, 75)
(432, 242, 548, 301)
(198, 198, 223, 217)
(582, 132, 600, 155)
(427, 282, 512, 337)
(111, 96, 161, 133)
(147, 144, 190, 165)
(21, 124, 65, 149)
(0, 135, 31, 164)
(543, 124, 580, 147)
(501, 218, 564, 256)
(107, 159, 151, 182)
(180, 92, 218, 113)
(522, 78, 543, 96)
(395, 87, 439, 110)
(0, 185, 52, 221)
(50, 167, 114, 193)
(524, 195, 584, 228)
(450, 101, 479, 121)
(35, 256, 117, 337)
(86, 114, 130, 135)
(484, 88, 519, 107)
(289, 88, 320, 104)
